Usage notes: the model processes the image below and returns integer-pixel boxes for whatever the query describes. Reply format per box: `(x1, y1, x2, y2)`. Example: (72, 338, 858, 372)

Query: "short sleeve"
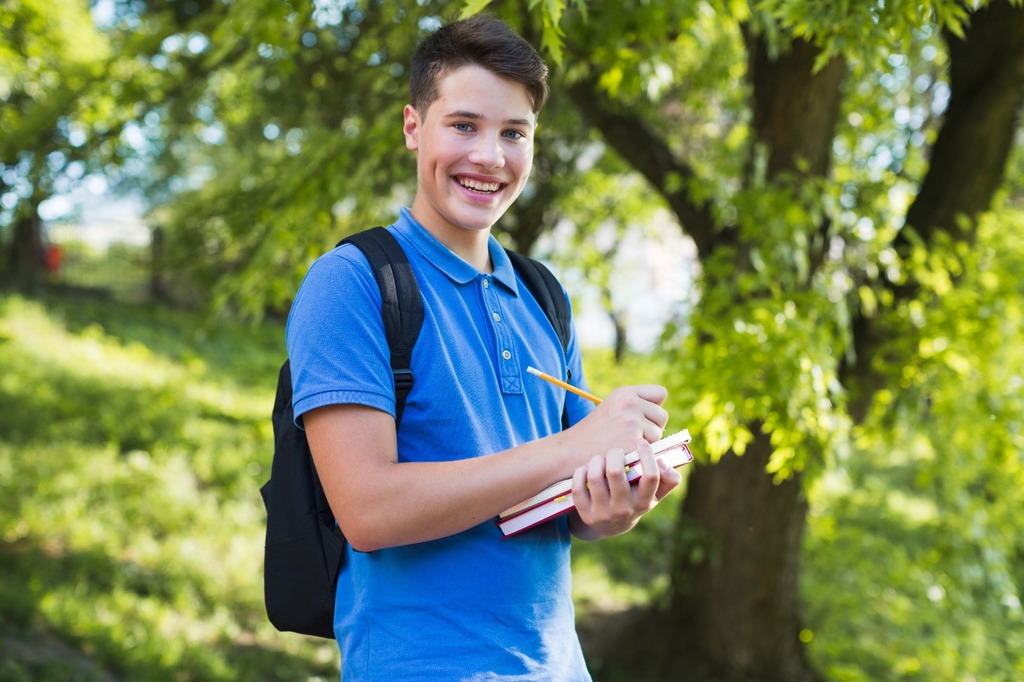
(285, 245, 396, 425)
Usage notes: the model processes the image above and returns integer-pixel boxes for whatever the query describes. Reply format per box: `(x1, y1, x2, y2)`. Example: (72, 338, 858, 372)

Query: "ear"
(403, 104, 420, 151)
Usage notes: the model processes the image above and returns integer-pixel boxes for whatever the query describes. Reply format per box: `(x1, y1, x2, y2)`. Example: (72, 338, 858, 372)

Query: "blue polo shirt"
(286, 209, 595, 681)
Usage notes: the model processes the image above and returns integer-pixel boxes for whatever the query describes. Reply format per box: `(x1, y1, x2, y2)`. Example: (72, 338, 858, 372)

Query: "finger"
(642, 421, 666, 445)
(644, 403, 670, 430)
(654, 457, 682, 501)
(629, 392, 669, 438)
(631, 384, 668, 406)
(633, 439, 661, 502)
(607, 386, 668, 419)
(571, 463, 591, 507)
(586, 453, 610, 503)
(603, 447, 630, 503)
(626, 389, 669, 430)
(604, 447, 628, 483)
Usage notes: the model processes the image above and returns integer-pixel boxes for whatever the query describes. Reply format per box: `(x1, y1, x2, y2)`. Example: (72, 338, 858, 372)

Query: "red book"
(498, 430, 693, 537)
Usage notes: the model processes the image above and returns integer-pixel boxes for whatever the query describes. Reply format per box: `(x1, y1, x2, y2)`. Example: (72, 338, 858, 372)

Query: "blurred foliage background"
(2, 0, 1024, 680)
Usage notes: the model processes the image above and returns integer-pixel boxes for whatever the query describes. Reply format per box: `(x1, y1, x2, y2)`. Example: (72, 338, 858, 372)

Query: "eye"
(503, 129, 527, 140)
(453, 122, 474, 132)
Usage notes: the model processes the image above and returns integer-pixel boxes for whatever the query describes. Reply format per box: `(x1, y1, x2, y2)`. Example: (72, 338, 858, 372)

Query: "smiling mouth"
(456, 176, 502, 193)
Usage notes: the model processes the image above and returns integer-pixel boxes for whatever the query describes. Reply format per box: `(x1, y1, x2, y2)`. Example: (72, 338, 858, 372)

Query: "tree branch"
(562, 75, 717, 258)
(844, 0, 1024, 421)
(903, 0, 1024, 243)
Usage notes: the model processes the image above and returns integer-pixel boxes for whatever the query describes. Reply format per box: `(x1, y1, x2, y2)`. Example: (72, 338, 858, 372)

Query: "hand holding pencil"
(528, 364, 671, 448)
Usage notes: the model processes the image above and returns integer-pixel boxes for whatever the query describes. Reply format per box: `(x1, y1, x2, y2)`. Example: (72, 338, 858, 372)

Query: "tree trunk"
(7, 206, 45, 291)
(150, 226, 171, 302)
(665, 428, 819, 682)
(610, 308, 627, 363)
(656, 33, 844, 682)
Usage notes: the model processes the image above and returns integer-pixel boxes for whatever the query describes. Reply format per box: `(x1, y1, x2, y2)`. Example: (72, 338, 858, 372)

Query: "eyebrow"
(443, 110, 534, 127)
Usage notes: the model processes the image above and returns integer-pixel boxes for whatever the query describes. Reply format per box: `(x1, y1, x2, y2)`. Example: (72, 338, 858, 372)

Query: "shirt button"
(502, 350, 511, 360)
(483, 279, 490, 288)
(492, 312, 501, 322)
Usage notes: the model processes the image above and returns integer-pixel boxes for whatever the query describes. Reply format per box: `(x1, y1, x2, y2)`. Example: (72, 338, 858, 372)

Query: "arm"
(305, 384, 670, 552)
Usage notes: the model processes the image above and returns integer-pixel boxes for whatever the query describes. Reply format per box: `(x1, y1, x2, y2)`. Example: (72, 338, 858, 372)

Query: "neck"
(411, 212, 493, 273)
(448, 233, 493, 273)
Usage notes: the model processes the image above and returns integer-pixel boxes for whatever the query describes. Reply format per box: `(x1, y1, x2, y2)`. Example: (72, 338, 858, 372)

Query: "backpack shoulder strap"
(505, 249, 571, 356)
(505, 250, 574, 430)
(339, 227, 423, 425)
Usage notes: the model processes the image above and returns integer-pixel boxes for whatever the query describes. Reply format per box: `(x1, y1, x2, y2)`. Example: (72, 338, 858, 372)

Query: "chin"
(453, 220, 499, 233)
(451, 208, 508, 232)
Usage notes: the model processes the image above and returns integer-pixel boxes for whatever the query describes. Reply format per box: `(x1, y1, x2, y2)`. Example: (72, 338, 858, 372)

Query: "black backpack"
(262, 226, 572, 639)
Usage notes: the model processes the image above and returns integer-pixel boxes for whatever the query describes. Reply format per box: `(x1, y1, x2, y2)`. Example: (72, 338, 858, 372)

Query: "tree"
(534, 1, 1024, 679)
(0, 0, 112, 289)
(87, 0, 604, 316)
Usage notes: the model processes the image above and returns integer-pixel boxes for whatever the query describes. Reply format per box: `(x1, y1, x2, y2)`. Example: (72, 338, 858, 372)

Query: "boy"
(286, 14, 680, 681)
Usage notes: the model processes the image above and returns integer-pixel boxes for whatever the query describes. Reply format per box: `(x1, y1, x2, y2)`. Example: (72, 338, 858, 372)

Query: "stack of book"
(498, 430, 694, 537)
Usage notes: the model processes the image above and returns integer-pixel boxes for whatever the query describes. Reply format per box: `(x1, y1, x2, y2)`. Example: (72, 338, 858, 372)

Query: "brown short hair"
(409, 15, 549, 114)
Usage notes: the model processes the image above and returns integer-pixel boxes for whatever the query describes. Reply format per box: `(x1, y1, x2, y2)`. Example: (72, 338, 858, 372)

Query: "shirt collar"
(392, 208, 520, 294)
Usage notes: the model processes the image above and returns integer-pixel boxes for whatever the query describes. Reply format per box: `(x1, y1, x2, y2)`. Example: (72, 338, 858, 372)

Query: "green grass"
(0, 292, 337, 681)
(0, 291, 1021, 681)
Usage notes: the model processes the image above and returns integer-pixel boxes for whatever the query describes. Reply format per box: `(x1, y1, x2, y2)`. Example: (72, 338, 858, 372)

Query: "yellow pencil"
(526, 366, 603, 404)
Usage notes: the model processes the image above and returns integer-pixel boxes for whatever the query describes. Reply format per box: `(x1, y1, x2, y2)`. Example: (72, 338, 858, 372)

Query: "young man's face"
(404, 64, 536, 239)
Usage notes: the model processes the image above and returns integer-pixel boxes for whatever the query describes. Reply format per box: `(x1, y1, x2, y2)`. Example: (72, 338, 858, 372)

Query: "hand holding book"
(571, 435, 685, 539)
(498, 430, 693, 537)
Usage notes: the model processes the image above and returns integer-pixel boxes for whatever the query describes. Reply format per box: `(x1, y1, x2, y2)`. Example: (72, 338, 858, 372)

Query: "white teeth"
(458, 177, 500, 192)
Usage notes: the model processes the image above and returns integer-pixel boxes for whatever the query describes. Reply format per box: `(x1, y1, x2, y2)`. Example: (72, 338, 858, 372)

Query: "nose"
(467, 131, 505, 169)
